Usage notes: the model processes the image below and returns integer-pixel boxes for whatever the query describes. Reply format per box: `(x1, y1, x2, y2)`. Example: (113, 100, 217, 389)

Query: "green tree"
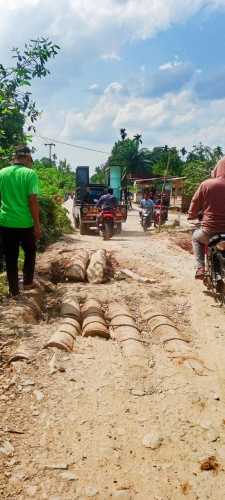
(107, 132, 153, 181)
(150, 146, 183, 177)
(91, 165, 107, 184)
(183, 144, 224, 198)
(0, 38, 60, 158)
(183, 160, 212, 198)
(34, 159, 75, 197)
(120, 128, 127, 141)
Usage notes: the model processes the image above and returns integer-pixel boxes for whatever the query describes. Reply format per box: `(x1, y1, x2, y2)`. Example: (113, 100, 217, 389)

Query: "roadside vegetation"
(91, 129, 224, 199)
(0, 38, 74, 251)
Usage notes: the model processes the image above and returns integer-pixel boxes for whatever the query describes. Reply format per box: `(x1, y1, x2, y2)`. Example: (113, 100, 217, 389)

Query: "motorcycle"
(203, 233, 225, 305)
(140, 208, 153, 232)
(153, 204, 168, 227)
(98, 209, 115, 240)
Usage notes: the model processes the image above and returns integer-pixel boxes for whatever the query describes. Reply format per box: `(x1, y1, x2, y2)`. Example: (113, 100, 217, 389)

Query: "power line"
(35, 133, 110, 155)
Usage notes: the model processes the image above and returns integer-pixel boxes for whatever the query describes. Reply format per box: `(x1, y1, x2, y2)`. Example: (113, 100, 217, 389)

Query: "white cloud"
(2, 0, 225, 167)
(44, 84, 225, 151)
(159, 60, 184, 71)
(101, 52, 121, 61)
(1, 0, 225, 56)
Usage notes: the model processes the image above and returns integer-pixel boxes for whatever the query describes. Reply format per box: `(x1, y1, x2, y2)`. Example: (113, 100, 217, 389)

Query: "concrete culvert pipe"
(44, 331, 74, 351)
(81, 298, 103, 319)
(60, 296, 81, 322)
(87, 249, 107, 284)
(81, 298, 109, 338)
(144, 311, 191, 350)
(108, 302, 146, 358)
(144, 309, 210, 374)
(44, 318, 81, 351)
(51, 250, 89, 282)
(107, 303, 133, 320)
(59, 317, 81, 335)
(64, 250, 89, 282)
(82, 320, 109, 339)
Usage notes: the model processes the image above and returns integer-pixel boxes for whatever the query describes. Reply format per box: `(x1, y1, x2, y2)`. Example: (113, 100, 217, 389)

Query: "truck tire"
(115, 223, 122, 234)
(80, 223, 87, 235)
(74, 215, 80, 229)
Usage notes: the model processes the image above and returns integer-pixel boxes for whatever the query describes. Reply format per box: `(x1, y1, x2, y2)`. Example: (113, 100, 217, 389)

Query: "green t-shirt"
(0, 164, 39, 228)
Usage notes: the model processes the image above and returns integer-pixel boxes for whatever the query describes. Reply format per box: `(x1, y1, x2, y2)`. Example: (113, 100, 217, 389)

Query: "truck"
(72, 166, 127, 235)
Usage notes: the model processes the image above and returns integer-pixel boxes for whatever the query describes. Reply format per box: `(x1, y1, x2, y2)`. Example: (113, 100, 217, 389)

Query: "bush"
(38, 196, 72, 251)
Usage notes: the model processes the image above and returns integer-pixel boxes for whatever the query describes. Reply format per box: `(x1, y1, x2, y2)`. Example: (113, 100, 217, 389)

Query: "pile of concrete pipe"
(107, 302, 146, 358)
(143, 308, 208, 374)
(81, 298, 109, 338)
(45, 293, 81, 351)
(50, 249, 108, 284)
(142, 309, 192, 352)
(86, 250, 108, 284)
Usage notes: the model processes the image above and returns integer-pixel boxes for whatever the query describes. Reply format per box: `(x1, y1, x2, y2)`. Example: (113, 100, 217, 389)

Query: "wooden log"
(86, 250, 107, 284)
(120, 268, 156, 284)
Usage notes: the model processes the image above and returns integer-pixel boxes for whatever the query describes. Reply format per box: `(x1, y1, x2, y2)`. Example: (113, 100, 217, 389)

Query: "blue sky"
(1, 0, 225, 171)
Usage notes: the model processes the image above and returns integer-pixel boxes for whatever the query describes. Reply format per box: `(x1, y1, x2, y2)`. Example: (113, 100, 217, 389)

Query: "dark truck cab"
(73, 166, 127, 235)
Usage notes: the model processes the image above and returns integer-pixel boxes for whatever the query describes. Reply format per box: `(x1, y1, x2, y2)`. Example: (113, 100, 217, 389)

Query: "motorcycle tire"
(103, 221, 113, 240)
(143, 222, 148, 232)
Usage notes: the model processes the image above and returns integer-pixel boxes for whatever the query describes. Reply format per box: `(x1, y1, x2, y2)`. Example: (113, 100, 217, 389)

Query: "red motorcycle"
(98, 209, 115, 240)
(154, 204, 168, 227)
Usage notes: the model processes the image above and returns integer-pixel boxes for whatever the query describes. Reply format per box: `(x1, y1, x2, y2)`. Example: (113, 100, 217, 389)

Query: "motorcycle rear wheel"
(103, 221, 113, 240)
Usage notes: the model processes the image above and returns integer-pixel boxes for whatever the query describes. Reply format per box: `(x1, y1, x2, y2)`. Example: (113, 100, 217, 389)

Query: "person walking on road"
(0, 145, 41, 296)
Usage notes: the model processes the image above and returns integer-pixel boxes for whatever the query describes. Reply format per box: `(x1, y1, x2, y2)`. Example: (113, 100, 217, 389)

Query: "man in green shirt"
(0, 145, 41, 296)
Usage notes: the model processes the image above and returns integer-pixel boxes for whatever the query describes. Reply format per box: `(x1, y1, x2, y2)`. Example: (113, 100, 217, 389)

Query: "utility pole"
(44, 143, 55, 164)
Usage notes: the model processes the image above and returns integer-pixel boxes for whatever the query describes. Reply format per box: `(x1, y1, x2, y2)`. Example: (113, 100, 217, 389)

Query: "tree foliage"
(183, 144, 224, 197)
(38, 197, 72, 251)
(34, 158, 75, 197)
(91, 131, 225, 203)
(91, 165, 107, 184)
(107, 134, 153, 181)
(0, 38, 60, 158)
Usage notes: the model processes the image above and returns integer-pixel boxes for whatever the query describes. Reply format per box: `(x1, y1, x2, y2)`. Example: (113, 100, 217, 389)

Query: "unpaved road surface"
(1, 208, 225, 500)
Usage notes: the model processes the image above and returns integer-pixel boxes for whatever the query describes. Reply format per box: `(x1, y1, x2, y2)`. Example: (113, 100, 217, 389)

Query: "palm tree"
(120, 128, 127, 141)
(133, 134, 142, 145)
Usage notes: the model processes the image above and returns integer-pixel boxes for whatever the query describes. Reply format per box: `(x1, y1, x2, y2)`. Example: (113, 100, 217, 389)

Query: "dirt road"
(1, 208, 225, 500)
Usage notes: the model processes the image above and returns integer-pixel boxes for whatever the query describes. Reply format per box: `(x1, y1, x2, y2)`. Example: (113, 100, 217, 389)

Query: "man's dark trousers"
(0, 227, 36, 296)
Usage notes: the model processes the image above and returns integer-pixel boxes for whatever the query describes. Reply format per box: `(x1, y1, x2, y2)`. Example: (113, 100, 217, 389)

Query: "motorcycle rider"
(96, 187, 118, 228)
(96, 187, 118, 210)
(188, 157, 225, 279)
(140, 191, 155, 214)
